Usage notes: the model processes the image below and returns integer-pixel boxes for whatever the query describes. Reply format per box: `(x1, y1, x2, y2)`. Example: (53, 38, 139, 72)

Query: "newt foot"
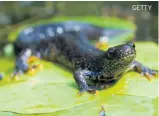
(28, 56, 40, 64)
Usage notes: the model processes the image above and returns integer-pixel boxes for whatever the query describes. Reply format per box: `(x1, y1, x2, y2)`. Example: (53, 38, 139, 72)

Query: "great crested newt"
(13, 29, 158, 92)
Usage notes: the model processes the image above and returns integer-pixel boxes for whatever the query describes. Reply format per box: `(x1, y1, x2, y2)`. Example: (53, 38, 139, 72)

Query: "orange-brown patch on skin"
(145, 72, 152, 81)
(27, 55, 43, 76)
(28, 56, 40, 64)
(94, 90, 99, 95)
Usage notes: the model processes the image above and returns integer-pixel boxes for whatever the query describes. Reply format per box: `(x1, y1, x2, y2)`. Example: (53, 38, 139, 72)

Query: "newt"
(12, 28, 158, 93)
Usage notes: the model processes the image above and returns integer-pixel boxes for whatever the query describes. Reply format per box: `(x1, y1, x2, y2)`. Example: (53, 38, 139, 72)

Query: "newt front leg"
(129, 60, 158, 80)
(74, 69, 103, 93)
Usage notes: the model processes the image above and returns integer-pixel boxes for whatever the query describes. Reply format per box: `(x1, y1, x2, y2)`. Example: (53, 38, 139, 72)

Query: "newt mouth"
(119, 52, 136, 61)
(116, 42, 136, 61)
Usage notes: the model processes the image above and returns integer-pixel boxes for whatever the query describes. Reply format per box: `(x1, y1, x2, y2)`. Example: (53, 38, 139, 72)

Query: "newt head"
(102, 42, 136, 78)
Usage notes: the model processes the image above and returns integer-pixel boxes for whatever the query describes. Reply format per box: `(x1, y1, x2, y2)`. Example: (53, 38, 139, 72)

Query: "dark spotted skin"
(14, 31, 158, 92)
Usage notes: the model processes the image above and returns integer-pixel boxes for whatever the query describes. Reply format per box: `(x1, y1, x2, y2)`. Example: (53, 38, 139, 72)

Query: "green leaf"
(0, 42, 158, 116)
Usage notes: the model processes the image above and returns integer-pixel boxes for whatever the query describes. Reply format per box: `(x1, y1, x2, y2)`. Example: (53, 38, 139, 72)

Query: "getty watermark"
(132, 5, 152, 10)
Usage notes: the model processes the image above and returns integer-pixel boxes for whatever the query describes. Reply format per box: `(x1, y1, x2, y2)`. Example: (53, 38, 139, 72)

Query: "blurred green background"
(0, 1, 158, 46)
(0, 1, 158, 116)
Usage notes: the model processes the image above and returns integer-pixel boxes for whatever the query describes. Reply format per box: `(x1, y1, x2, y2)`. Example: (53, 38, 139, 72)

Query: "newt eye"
(107, 48, 115, 59)
(128, 42, 135, 48)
